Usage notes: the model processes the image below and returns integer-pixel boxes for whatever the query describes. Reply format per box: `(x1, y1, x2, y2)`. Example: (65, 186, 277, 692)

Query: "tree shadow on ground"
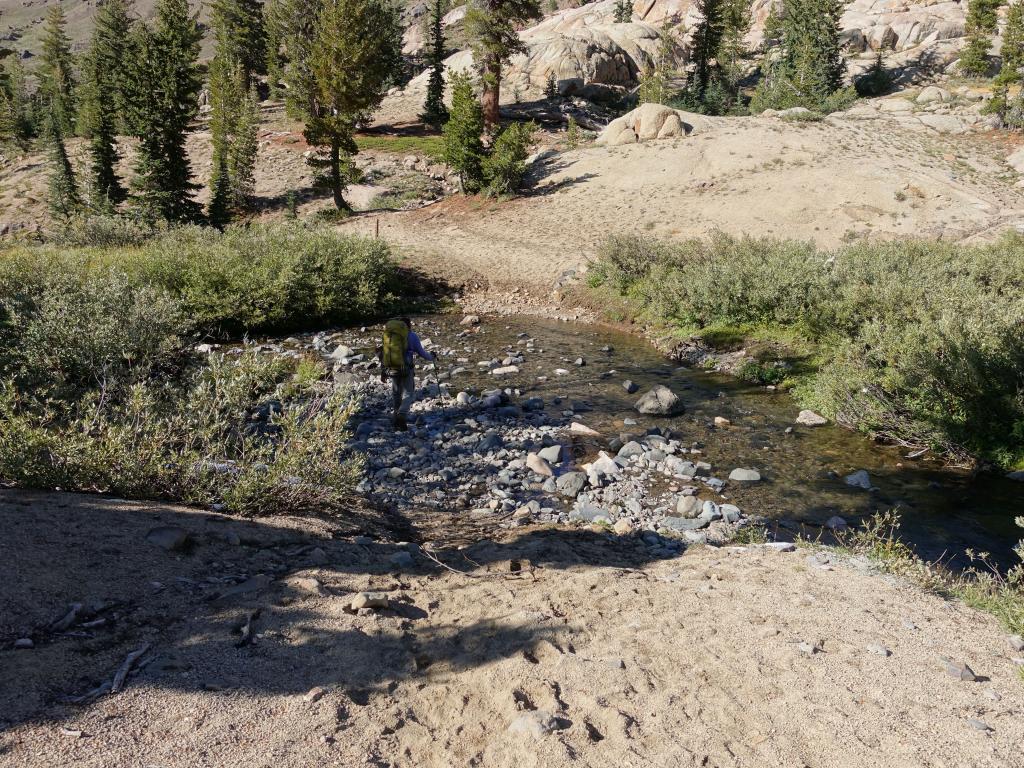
(0, 489, 668, 731)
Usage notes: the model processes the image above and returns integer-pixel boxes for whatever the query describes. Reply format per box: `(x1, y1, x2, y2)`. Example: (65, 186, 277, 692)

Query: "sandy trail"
(339, 115, 1024, 294)
(2, 489, 1022, 767)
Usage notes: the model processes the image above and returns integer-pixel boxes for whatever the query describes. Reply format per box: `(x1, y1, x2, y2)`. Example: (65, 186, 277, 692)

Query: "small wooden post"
(375, 218, 379, 239)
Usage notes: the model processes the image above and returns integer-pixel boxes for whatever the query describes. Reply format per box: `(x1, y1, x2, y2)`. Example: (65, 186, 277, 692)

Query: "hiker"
(378, 317, 435, 430)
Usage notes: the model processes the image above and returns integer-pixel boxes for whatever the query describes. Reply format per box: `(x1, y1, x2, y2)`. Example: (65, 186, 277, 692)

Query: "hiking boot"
(393, 414, 408, 432)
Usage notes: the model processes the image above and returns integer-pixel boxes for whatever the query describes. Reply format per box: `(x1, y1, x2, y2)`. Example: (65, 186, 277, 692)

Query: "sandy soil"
(2, 489, 1022, 768)
(339, 114, 1024, 294)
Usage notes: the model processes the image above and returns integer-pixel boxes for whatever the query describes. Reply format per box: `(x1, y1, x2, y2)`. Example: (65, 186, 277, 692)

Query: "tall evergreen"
(422, 0, 449, 126)
(264, 0, 285, 98)
(211, 0, 267, 82)
(751, 0, 849, 112)
(718, 0, 751, 88)
(80, 0, 134, 208)
(961, 0, 1000, 76)
(0, 58, 35, 146)
(123, 0, 203, 222)
(691, 0, 725, 98)
(999, 1, 1024, 84)
(45, 115, 81, 223)
(612, 0, 632, 23)
(464, 0, 542, 130)
(441, 72, 485, 192)
(301, 0, 402, 210)
(39, 5, 78, 136)
(229, 84, 261, 208)
(208, 151, 232, 227)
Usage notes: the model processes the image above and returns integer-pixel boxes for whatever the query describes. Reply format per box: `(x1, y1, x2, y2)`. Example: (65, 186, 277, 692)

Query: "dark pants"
(390, 368, 416, 419)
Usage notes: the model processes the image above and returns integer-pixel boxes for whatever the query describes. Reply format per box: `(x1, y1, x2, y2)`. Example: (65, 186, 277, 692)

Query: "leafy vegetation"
(588, 232, 1024, 468)
(0, 223, 403, 514)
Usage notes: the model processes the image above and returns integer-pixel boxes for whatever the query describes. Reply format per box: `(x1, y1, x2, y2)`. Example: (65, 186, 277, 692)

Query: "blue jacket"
(405, 331, 434, 368)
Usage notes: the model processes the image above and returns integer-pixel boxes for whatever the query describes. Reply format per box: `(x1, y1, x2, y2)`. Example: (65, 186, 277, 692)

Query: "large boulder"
(634, 385, 685, 416)
(597, 103, 717, 145)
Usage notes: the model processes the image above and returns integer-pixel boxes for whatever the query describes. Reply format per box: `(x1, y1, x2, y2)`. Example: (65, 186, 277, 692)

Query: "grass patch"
(355, 134, 445, 162)
(587, 231, 1024, 468)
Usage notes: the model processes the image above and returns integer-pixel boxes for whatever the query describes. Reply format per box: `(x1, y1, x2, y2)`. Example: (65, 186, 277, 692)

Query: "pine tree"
(718, 0, 751, 89)
(123, 0, 203, 223)
(208, 151, 232, 227)
(229, 84, 260, 209)
(46, 115, 81, 223)
(80, 0, 133, 208)
(998, 1, 1024, 84)
(960, 0, 1000, 76)
(297, 0, 402, 211)
(211, 0, 267, 82)
(637, 21, 676, 104)
(751, 0, 850, 113)
(612, 0, 632, 23)
(441, 71, 485, 192)
(464, 0, 543, 130)
(422, 0, 449, 126)
(264, 0, 285, 99)
(691, 0, 725, 98)
(0, 58, 35, 146)
(39, 5, 78, 136)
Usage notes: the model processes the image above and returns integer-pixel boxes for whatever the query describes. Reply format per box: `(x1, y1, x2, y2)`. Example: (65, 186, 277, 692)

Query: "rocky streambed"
(246, 314, 1023, 565)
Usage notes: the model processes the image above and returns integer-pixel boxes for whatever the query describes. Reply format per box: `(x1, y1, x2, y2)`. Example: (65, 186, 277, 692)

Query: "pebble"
(966, 718, 992, 732)
(1009, 635, 1024, 652)
(866, 643, 891, 657)
(796, 410, 828, 426)
(622, 380, 639, 394)
(507, 710, 565, 739)
(145, 526, 190, 551)
(14, 638, 33, 649)
(304, 686, 327, 703)
(844, 470, 872, 490)
(944, 660, 977, 681)
(824, 515, 848, 531)
(762, 542, 796, 553)
(350, 592, 389, 610)
(797, 641, 821, 656)
(713, 416, 731, 427)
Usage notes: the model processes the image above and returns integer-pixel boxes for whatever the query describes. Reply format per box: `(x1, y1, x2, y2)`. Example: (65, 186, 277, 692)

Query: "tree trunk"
(481, 53, 502, 132)
(330, 138, 351, 211)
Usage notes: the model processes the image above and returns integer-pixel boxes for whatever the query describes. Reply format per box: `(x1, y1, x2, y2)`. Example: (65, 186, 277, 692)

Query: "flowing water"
(272, 313, 1023, 568)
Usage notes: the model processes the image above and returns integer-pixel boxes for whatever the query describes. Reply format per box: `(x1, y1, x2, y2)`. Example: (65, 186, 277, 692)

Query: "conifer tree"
(229, 84, 260, 208)
(46, 115, 81, 223)
(264, 0, 285, 98)
(691, 0, 725, 98)
(304, 0, 402, 210)
(211, 0, 267, 82)
(208, 152, 232, 227)
(998, 0, 1024, 84)
(39, 5, 78, 136)
(441, 71, 485, 192)
(960, 0, 999, 77)
(422, 0, 449, 126)
(612, 0, 632, 23)
(123, 0, 203, 222)
(0, 58, 35, 146)
(464, 0, 542, 130)
(80, 0, 134, 208)
(718, 0, 751, 88)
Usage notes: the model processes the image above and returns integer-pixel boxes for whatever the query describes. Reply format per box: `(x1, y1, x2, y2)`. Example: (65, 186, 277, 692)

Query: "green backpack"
(382, 319, 409, 373)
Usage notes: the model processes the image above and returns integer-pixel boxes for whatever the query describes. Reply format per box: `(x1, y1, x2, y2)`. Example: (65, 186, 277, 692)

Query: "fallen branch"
(111, 643, 151, 693)
(51, 603, 82, 632)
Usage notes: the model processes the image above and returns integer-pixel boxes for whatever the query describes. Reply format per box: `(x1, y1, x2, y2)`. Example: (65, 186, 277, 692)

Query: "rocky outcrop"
(596, 103, 719, 145)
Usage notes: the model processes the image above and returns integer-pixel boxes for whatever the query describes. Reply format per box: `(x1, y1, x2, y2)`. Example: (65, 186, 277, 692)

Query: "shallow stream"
(269, 313, 1023, 567)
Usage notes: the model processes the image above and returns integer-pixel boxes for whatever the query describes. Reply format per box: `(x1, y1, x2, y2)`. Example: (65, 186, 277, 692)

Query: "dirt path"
(2, 489, 1022, 767)
(338, 115, 1024, 295)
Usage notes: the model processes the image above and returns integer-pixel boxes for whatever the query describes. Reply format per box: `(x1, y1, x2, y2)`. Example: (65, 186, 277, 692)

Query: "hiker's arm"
(409, 334, 435, 362)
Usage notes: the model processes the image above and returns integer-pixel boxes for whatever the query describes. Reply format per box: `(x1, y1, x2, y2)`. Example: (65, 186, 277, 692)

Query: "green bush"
(49, 214, 156, 248)
(0, 352, 362, 515)
(589, 232, 1024, 467)
(1, 222, 402, 337)
(482, 121, 538, 197)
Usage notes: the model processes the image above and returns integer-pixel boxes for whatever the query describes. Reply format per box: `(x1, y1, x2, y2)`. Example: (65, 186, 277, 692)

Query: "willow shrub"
(589, 232, 1024, 467)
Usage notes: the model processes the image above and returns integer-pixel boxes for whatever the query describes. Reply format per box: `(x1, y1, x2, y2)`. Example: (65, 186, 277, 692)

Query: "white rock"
(796, 410, 828, 427)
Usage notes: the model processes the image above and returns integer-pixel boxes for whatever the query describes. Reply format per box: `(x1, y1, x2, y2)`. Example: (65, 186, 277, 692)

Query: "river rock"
(825, 515, 848, 531)
(622, 379, 639, 394)
(491, 365, 519, 376)
(538, 445, 562, 464)
(14, 638, 33, 649)
(661, 516, 709, 532)
(634, 385, 684, 416)
(944, 660, 977, 681)
(796, 410, 828, 426)
(844, 470, 872, 490)
(146, 526, 190, 551)
(526, 453, 554, 477)
(617, 440, 644, 459)
(556, 472, 588, 498)
(507, 710, 565, 739)
(1007, 470, 1024, 482)
(720, 504, 742, 523)
(1010, 635, 1024, 652)
(613, 519, 634, 535)
(330, 344, 355, 360)
(569, 421, 601, 436)
(460, 315, 481, 326)
(675, 495, 701, 518)
(571, 504, 612, 524)
(729, 468, 761, 482)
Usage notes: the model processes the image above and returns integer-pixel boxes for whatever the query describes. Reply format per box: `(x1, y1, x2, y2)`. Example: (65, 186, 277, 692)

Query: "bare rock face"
(596, 103, 719, 145)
